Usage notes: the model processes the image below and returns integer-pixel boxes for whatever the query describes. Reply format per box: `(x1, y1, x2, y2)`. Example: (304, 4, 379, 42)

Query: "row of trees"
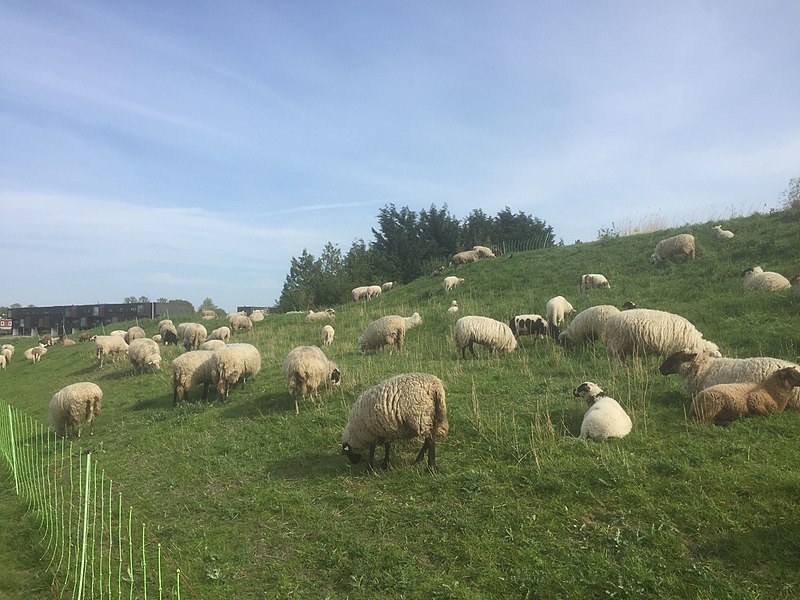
(276, 204, 556, 311)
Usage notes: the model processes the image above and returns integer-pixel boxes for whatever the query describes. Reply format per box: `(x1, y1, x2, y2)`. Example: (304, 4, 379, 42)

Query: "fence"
(0, 399, 193, 599)
(498, 234, 553, 255)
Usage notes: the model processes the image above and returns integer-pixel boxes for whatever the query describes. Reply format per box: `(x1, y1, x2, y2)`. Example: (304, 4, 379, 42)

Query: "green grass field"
(2, 209, 799, 598)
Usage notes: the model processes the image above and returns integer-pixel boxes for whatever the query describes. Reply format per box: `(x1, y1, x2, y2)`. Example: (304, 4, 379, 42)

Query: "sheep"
(447, 300, 459, 315)
(152, 334, 163, 343)
(159, 322, 179, 346)
(208, 326, 231, 343)
(281, 345, 341, 414)
(689, 367, 800, 426)
(579, 273, 610, 294)
(509, 314, 550, 339)
(228, 314, 253, 333)
(1, 347, 11, 366)
(472, 245, 496, 258)
(321, 324, 335, 346)
(212, 343, 262, 401)
(712, 225, 734, 239)
(158, 319, 173, 328)
(182, 323, 208, 351)
(351, 286, 371, 301)
(226, 311, 246, 319)
(79, 332, 94, 342)
(604, 309, 720, 365)
(305, 308, 336, 323)
(200, 309, 217, 319)
(127, 338, 162, 373)
(94, 335, 129, 367)
(558, 305, 620, 349)
(201, 339, 226, 351)
(124, 326, 146, 344)
(431, 266, 445, 276)
(110, 330, 127, 337)
(545, 295, 574, 327)
(250, 309, 265, 322)
(57, 336, 76, 346)
(341, 372, 447, 471)
(1, 343, 14, 355)
(741, 266, 791, 292)
(171, 350, 217, 405)
(659, 350, 800, 409)
(367, 285, 382, 299)
(443, 276, 464, 291)
(650, 233, 696, 265)
(358, 313, 422, 355)
(38, 334, 55, 346)
(201, 314, 215, 321)
(48, 382, 103, 438)
(455, 316, 517, 359)
(381, 281, 397, 292)
(24, 344, 48, 363)
(572, 382, 632, 441)
(450, 249, 480, 268)
(0, 354, 5, 369)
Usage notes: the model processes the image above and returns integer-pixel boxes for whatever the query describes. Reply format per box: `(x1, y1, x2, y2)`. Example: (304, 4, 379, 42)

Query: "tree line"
(276, 204, 556, 311)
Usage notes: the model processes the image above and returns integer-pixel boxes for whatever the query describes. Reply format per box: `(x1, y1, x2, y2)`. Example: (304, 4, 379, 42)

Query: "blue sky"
(2, 1, 798, 312)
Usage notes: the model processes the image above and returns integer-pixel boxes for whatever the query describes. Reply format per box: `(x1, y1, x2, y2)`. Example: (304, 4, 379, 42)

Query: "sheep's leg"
(201, 382, 210, 401)
(294, 396, 300, 415)
(381, 442, 391, 470)
(468, 342, 478, 359)
(367, 444, 377, 470)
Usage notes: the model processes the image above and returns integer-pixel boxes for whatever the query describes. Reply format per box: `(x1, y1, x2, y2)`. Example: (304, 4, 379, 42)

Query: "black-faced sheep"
(342, 373, 447, 471)
(282, 345, 341, 414)
(741, 266, 791, 292)
(545, 295, 574, 327)
(127, 338, 162, 373)
(455, 316, 517, 359)
(212, 343, 262, 402)
(558, 305, 620, 349)
(171, 350, 217, 405)
(48, 382, 103, 438)
(579, 273, 610, 294)
(650, 233, 695, 265)
(572, 382, 632, 441)
(358, 313, 422, 355)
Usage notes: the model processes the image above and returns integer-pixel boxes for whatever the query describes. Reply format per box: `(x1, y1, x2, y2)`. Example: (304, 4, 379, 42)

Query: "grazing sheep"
(443, 276, 465, 291)
(201, 314, 215, 321)
(94, 335, 129, 367)
(48, 382, 103, 438)
(171, 350, 217, 405)
(321, 324, 335, 346)
(604, 309, 720, 364)
(650, 233, 696, 265)
(431, 266, 445, 276)
(157, 319, 173, 329)
(558, 305, 621, 349)
(0, 354, 5, 369)
(448, 300, 459, 315)
(579, 273, 610, 294)
(572, 382, 632, 441)
(509, 314, 550, 339)
(741, 266, 791, 292)
(79, 332, 94, 342)
(124, 326, 146, 344)
(24, 344, 48, 363)
(455, 316, 517, 359)
(381, 281, 397, 292)
(659, 350, 800, 409)
(208, 326, 231, 343)
(351, 286, 371, 301)
(359, 313, 422, 355)
(712, 225, 734, 239)
(250, 309, 265, 322)
(690, 367, 800, 425)
(38, 334, 55, 346)
(182, 323, 208, 351)
(342, 373, 448, 471)
(228, 314, 253, 333)
(201, 340, 226, 351)
(152, 334, 163, 343)
(450, 249, 480, 268)
(110, 330, 127, 337)
(472, 245, 496, 258)
(545, 295, 575, 327)
(305, 308, 336, 323)
(367, 285, 382, 299)
(1, 344, 13, 354)
(127, 338, 162, 373)
(282, 345, 341, 414)
(1, 347, 11, 366)
(159, 322, 179, 346)
(212, 343, 262, 401)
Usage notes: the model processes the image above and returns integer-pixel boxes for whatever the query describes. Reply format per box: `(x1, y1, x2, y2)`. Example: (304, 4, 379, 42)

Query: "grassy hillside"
(2, 209, 799, 598)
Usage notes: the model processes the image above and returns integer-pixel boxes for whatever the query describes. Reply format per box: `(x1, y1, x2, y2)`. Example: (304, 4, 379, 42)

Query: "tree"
(781, 177, 800, 211)
(123, 296, 137, 304)
(138, 296, 150, 303)
(200, 297, 223, 313)
(10, 303, 21, 309)
(157, 298, 168, 304)
(276, 249, 323, 311)
(169, 299, 195, 313)
(460, 208, 494, 248)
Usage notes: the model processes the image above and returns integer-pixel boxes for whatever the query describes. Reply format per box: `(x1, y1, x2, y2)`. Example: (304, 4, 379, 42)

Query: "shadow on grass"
(219, 392, 294, 419)
(699, 523, 800, 574)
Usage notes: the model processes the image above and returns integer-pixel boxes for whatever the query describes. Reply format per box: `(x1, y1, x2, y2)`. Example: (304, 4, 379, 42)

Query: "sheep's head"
(557, 330, 574, 350)
(659, 350, 698, 375)
(622, 301, 638, 310)
(573, 382, 605, 405)
(330, 367, 341, 386)
(775, 367, 800, 388)
(649, 253, 660, 266)
(341, 443, 362, 464)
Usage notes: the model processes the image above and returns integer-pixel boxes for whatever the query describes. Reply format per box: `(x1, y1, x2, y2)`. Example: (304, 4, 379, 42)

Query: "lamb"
(281, 345, 341, 414)
(341, 372, 448, 471)
(212, 343, 262, 401)
(455, 316, 517, 359)
(182, 323, 208, 351)
(208, 326, 231, 343)
(572, 382, 632, 441)
(450, 249, 480, 268)
(545, 295, 574, 327)
(171, 350, 217, 405)
(381, 281, 397, 292)
(509, 314, 550, 339)
(472, 245, 496, 258)
(741, 266, 791, 292)
(305, 308, 336, 323)
(159, 322, 179, 346)
(228, 314, 253, 333)
(94, 335, 129, 367)
(579, 273, 610, 294)
(201, 340, 226, 351)
(447, 300, 459, 315)
(712, 225, 734, 239)
(124, 326, 146, 344)
(443, 276, 465, 291)
(127, 338, 162, 373)
(48, 382, 103, 438)
(358, 313, 422, 355)
(321, 324, 335, 346)
(79, 332, 94, 342)
(351, 286, 371, 301)
(558, 305, 620, 349)
(659, 350, 800, 409)
(24, 344, 48, 363)
(604, 308, 720, 364)
(689, 367, 800, 426)
(650, 233, 696, 265)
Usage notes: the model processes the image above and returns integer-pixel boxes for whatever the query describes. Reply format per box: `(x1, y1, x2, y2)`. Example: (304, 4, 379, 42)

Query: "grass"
(2, 209, 800, 598)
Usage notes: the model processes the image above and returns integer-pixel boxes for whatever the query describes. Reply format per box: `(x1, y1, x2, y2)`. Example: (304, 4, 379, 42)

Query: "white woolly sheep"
(472, 245, 496, 258)
(558, 305, 620, 349)
(159, 322, 179, 346)
(127, 338, 162, 373)
(545, 295, 574, 327)
(604, 309, 720, 364)
(741, 266, 790, 292)
(650, 233, 696, 265)
(182, 323, 208, 351)
(201, 340, 226, 351)
(341, 372, 447, 471)
(158, 319, 173, 329)
(228, 314, 253, 333)
(124, 326, 146, 344)
(226, 311, 246, 319)
(212, 343, 262, 402)
(171, 350, 217, 405)
(110, 329, 127, 337)
(660, 350, 800, 409)
(455, 316, 517, 359)
(351, 286, 371, 301)
(690, 367, 800, 426)
(152, 334, 163, 343)
(450, 249, 480, 268)
(250, 309, 265, 322)
(282, 345, 341, 414)
(321, 324, 335, 346)
(0, 354, 5, 369)
(509, 314, 550, 339)
(1, 347, 13, 365)
(200, 309, 217, 319)
(2, 343, 15, 353)
(579, 273, 610, 294)
(305, 308, 336, 323)
(358, 313, 422, 355)
(94, 335, 129, 367)
(367, 285, 382, 299)
(712, 225, 734, 239)
(572, 382, 632, 441)
(448, 300, 459, 315)
(48, 382, 103, 438)
(381, 281, 397, 292)
(443, 276, 464, 291)
(208, 326, 231, 343)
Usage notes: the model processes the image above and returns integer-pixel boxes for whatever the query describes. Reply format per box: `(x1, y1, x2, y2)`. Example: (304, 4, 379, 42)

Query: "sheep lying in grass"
(282, 345, 341, 414)
(690, 367, 800, 425)
(450, 250, 480, 268)
(358, 313, 422, 355)
(127, 338, 162, 373)
(650, 233, 695, 265)
(171, 350, 217, 405)
(212, 343, 262, 402)
(741, 266, 791, 292)
(321, 325, 335, 346)
(455, 316, 517, 359)
(48, 382, 103, 438)
(558, 305, 620, 350)
(712, 225, 734, 239)
(305, 308, 335, 323)
(250, 309, 265, 322)
(342, 373, 447, 471)
(572, 382, 632, 441)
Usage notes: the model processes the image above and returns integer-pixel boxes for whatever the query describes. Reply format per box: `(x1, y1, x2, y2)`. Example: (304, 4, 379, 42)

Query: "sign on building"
(0, 318, 11, 331)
